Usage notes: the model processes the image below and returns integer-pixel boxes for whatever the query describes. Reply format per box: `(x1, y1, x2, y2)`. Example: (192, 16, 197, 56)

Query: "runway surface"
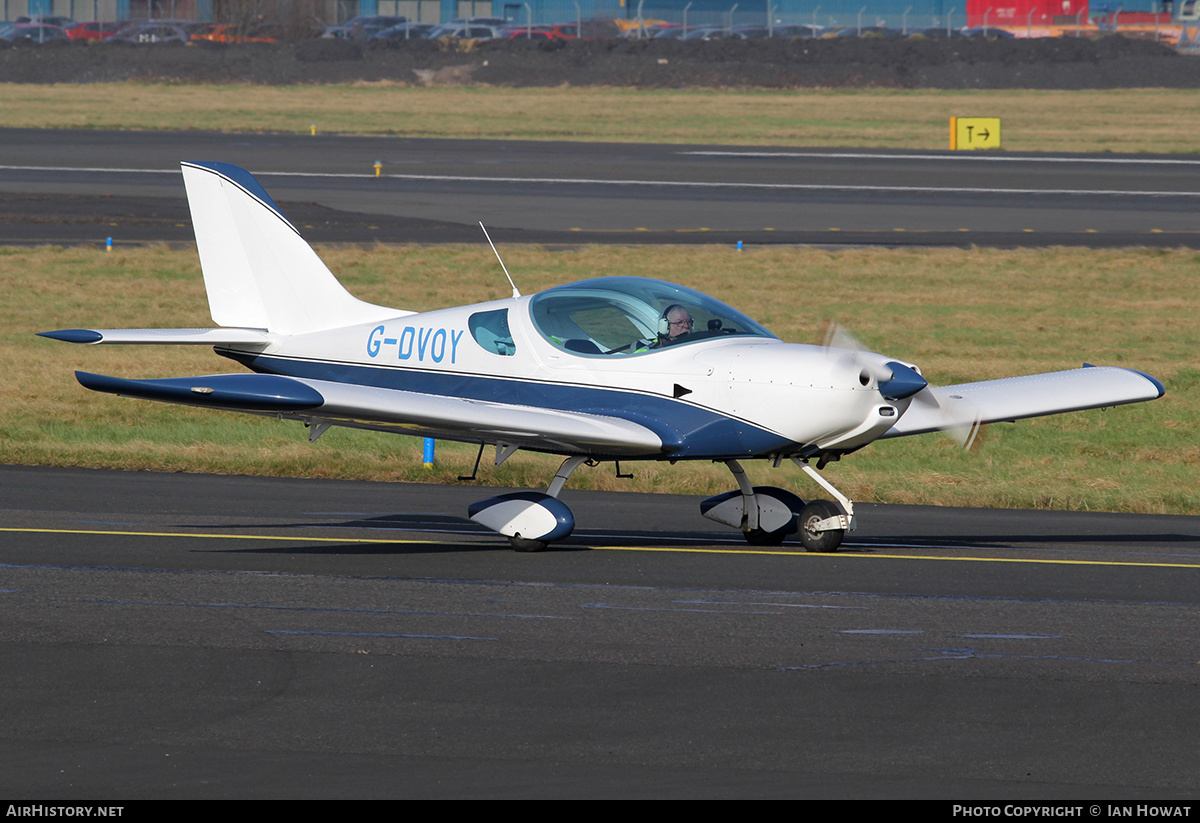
(2, 128, 1199, 247)
(2, 466, 1199, 798)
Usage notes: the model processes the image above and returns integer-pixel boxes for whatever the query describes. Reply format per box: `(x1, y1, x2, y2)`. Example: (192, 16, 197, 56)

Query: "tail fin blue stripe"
(182, 161, 292, 229)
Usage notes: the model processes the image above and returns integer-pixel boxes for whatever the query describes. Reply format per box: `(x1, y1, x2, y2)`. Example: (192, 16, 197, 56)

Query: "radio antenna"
(480, 222, 520, 299)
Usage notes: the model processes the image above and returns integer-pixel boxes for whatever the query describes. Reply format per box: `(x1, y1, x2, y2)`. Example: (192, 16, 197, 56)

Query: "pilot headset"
(658, 304, 683, 337)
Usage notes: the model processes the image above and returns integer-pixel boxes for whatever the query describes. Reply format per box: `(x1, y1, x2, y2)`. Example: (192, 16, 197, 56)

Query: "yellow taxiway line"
(4, 526, 1200, 570)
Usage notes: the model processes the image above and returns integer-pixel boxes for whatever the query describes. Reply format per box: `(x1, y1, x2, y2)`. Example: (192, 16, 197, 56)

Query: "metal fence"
(621, 1, 950, 32)
(579, 1, 1163, 31)
(366, 0, 1165, 28)
(370, 0, 963, 29)
(1, 0, 1168, 29)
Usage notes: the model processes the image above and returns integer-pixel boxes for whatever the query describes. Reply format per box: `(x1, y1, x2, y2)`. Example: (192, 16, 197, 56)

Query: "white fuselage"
(227, 295, 911, 460)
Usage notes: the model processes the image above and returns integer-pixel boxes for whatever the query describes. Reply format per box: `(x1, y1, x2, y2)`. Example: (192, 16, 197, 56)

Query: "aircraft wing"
(74, 371, 664, 456)
(883, 365, 1165, 440)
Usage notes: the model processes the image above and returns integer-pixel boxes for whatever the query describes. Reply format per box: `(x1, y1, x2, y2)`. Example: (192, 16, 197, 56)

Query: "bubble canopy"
(528, 277, 777, 357)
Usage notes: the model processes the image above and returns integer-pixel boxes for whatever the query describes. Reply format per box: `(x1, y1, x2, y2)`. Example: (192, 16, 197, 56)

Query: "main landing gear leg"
(789, 458, 856, 553)
(467, 455, 589, 552)
(699, 460, 807, 547)
(547, 455, 588, 499)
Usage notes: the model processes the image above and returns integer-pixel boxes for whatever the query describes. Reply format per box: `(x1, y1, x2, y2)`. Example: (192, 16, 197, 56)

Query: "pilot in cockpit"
(654, 304, 693, 347)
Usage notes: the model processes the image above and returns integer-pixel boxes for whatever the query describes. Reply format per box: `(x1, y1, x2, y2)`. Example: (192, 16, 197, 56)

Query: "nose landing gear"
(700, 458, 855, 552)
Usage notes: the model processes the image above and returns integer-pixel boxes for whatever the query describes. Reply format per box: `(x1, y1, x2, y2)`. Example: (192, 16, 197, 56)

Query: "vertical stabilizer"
(181, 161, 402, 335)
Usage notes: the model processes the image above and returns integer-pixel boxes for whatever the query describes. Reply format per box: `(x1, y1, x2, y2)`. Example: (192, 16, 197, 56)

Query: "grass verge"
(3, 84, 1200, 152)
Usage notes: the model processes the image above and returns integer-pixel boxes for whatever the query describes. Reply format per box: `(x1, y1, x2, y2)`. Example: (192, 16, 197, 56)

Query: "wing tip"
(39, 329, 103, 344)
(1130, 369, 1167, 399)
(73, 371, 325, 411)
(75, 370, 113, 391)
(1083, 363, 1166, 399)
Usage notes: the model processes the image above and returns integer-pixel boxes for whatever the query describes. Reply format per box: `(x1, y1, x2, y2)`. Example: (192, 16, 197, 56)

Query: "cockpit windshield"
(529, 277, 776, 357)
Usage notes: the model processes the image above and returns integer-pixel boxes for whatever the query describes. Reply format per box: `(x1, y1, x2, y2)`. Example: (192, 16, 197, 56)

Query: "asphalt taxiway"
(3, 128, 1200, 247)
(2, 466, 1198, 798)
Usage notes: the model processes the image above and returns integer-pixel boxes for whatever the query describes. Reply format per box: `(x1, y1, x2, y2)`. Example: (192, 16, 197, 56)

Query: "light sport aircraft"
(40, 162, 1165, 552)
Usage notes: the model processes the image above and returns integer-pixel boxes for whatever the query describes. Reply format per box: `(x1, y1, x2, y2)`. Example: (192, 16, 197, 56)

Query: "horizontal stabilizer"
(40, 328, 271, 346)
(884, 365, 1165, 439)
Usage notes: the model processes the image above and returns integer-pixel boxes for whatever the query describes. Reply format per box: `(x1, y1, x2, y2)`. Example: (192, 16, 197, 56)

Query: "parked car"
(190, 23, 277, 43)
(64, 20, 120, 40)
(675, 26, 712, 39)
(835, 25, 905, 38)
(426, 23, 505, 39)
(372, 22, 437, 40)
(1, 24, 70, 42)
(650, 23, 687, 38)
(540, 22, 586, 39)
(621, 22, 673, 38)
(773, 23, 825, 38)
(961, 26, 1015, 37)
(13, 14, 74, 27)
(502, 27, 560, 40)
(323, 15, 407, 39)
(734, 24, 774, 38)
(107, 21, 197, 44)
(574, 19, 620, 38)
(678, 24, 760, 39)
(447, 17, 509, 27)
(907, 26, 966, 38)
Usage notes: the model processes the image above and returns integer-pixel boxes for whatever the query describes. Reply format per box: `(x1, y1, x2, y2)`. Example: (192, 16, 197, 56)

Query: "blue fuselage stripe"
(224, 351, 798, 459)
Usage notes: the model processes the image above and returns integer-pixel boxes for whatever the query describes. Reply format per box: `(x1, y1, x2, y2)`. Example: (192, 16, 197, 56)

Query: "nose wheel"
(797, 499, 845, 552)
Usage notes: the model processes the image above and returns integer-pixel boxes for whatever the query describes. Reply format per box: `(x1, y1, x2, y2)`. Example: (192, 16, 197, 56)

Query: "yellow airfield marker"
(950, 117, 1002, 150)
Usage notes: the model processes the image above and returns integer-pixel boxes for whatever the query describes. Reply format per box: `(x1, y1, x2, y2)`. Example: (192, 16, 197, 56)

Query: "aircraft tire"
(509, 535, 550, 552)
(798, 500, 844, 553)
(743, 527, 787, 546)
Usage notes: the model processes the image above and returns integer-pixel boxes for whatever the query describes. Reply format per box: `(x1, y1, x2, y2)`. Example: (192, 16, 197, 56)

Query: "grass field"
(5, 243, 1196, 514)
(2, 82, 1196, 513)
(3, 83, 1200, 152)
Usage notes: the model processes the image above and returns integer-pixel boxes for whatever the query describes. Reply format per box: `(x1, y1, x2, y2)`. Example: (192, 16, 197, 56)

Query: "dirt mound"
(0, 33, 1194, 89)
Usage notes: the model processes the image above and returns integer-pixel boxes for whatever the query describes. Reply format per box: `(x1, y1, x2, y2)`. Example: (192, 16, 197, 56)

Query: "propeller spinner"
(821, 321, 982, 448)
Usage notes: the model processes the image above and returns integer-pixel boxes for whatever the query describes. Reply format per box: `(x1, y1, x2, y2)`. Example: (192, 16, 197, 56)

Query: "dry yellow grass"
(3, 83, 1200, 152)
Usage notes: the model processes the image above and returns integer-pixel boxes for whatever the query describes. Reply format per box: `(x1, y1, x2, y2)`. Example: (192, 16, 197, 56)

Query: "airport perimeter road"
(2, 128, 1199, 247)
(2, 466, 1198, 798)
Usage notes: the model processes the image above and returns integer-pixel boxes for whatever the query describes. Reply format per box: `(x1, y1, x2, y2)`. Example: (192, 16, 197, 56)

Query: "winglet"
(1083, 363, 1165, 398)
(1130, 369, 1167, 399)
